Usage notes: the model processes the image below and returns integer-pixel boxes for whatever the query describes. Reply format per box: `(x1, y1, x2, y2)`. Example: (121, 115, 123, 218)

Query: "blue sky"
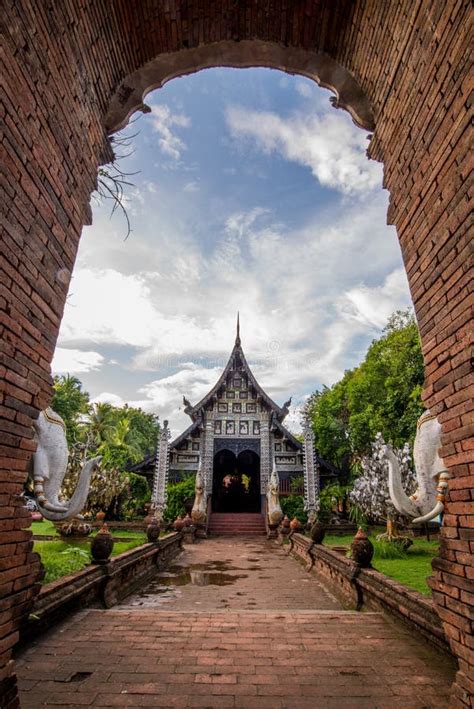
(52, 68, 413, 435)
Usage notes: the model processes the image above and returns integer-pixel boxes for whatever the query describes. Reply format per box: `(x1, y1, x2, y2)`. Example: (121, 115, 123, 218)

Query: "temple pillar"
(151, 420, 171, 521)
(303, 424, 320, 525)
(260, 416, 271, 494)
(202, 417, 215, 496)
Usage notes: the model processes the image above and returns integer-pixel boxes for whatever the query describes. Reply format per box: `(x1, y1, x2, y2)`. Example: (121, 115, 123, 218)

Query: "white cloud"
(58, 194, 411, 398)
(226, 104, 381, 194)
(91, 392, 125, 407)
(224, 207, 269, 240)
(52, 347, 104, 373)
(339, 268, 411, 329)
(183, 181, 199, 193)
(295, 81, 312, 98)
(135, 364, 222, 435)
(149, 104, 190, 160)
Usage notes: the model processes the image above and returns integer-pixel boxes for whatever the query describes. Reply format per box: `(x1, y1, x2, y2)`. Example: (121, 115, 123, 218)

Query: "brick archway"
(1, 3, 471, 706)
(104, 40, 375, 133)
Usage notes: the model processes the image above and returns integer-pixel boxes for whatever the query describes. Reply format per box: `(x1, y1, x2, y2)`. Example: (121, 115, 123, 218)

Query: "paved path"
(16, 538, 456, 708)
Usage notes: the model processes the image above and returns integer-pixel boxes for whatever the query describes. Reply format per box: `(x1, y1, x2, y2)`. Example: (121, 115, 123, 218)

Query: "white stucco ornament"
(32, 407, 101, 521)
(267, 460, 283, 527)
(191, 462, 207, 525)
(384, 410, 450, 524)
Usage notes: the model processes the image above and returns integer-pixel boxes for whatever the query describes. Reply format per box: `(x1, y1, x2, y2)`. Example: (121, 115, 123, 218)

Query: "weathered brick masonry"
(1, 1, 472, 706)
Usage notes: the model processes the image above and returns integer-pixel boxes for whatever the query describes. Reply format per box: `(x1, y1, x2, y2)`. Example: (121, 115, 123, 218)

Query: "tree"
(306, 309, 424, 471)
(49, 374, 160, 519)
(87, 402, 116, 447)
(346, 310, 424, 453)
(349, 433, 416, 539)
(51, 375, 90, 447)
(304, 373, 354, 479)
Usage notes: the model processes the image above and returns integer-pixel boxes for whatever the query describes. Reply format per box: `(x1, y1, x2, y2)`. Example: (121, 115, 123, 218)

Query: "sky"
(52, 68, 413, 436)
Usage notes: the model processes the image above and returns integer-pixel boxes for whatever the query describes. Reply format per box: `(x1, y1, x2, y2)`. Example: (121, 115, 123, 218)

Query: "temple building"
(132, 319, 338, 515)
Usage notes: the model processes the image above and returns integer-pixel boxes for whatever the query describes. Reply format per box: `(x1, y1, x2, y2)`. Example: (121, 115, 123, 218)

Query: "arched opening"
(2, 3, 471, 704)
(105, 40, 375, 135)
(212, 449, 261, 513)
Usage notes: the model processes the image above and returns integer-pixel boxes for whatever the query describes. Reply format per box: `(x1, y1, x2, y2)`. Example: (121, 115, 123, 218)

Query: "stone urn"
(279, 515, 291, 536)
(183, 497, 194, 516)
(351, 528, 374, 567)
(143, 502, 154, 526)
(173, 515, 186, 532)
(289, 517, 302, 532)
(146, 517, 160, 543)
(309, 520, 325, 545)
(183, 513, 193, 528)
(91, 523, 114, 564)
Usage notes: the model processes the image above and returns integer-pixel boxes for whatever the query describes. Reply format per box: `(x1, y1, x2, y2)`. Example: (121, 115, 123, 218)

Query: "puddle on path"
(120, 558, 249, 608)
(158, 560, 248, 586)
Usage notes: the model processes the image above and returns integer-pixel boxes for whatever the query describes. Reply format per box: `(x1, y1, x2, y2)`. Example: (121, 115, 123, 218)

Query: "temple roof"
(184, 319, 291, 423)
(271, 416, 302, 449)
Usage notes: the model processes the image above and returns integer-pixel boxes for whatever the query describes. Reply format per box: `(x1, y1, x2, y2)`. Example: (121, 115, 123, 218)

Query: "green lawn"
(30, 520, 58, 536)
(34, 537, 147, 584)
(31, 519, 146, 540)
(323, 533, 438, 596)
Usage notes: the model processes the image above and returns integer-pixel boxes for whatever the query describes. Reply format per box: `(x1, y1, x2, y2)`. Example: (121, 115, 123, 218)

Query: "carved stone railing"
(285, 532, 450, 654)
(19, 533, 183, 645)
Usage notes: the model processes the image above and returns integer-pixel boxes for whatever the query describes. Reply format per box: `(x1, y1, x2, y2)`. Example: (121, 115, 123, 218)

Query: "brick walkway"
(16, 538, 456, 708)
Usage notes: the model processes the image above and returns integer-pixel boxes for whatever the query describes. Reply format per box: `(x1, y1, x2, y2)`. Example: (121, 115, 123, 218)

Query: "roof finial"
(235, 311, 241, 346)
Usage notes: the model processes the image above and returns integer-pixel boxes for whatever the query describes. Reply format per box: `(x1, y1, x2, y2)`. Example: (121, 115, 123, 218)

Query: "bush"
(281, 495, 307, 525)
(164, 476, 196, 522)
(120, 472, 151, 520)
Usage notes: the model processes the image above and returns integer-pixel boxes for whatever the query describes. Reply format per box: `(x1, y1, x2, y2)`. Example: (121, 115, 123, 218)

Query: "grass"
(30, 519, 146, 540)
(34, 535, 147, 584)
(323, 533, 438, 596)
(30, 520, 57, 536)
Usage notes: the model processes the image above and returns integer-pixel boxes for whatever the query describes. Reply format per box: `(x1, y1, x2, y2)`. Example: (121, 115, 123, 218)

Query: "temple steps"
(208, 512, 266, 535)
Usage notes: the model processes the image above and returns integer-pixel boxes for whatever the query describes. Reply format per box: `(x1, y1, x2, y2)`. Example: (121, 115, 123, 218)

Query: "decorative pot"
(183, 514, 193, 528)
(96, 510, 106, 522)
(289, 517, 302, 532)
(91, 523, 114, 564)
(173, 515, 186, 531)
(309, 520, 325, 544)
(351, 528, 374, 567)
(183, 497, 194, 516)
(146, 517, 160, 543)
(279, 515, 291, 535)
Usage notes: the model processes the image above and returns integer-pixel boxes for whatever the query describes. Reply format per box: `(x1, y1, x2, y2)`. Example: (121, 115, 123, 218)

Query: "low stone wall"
(286, 533, 450, 654)
(19, 533, 183, 645)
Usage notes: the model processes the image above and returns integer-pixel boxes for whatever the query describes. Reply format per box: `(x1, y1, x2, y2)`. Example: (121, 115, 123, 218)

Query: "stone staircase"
(208, 512, 266, 535)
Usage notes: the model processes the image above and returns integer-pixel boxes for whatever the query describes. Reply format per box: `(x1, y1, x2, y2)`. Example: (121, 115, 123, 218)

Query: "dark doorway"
(212, 449, 261, 513)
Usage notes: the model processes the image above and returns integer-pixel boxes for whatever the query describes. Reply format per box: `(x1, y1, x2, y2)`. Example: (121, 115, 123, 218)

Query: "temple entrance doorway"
(212, 449, 261, 513)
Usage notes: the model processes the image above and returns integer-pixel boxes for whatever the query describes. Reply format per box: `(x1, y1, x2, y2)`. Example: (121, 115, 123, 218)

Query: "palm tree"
(88, 402, 116, 446)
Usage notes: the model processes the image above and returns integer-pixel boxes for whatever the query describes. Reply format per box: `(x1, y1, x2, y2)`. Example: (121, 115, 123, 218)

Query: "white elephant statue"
(384, 410, 450, 524)
(32, 407, 101, 521)
(191, 463, 207, 525)
(267, 461, 283, 527)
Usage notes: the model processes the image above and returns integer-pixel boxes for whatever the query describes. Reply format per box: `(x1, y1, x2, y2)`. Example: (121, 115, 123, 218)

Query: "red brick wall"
(1, 2, 471, 706)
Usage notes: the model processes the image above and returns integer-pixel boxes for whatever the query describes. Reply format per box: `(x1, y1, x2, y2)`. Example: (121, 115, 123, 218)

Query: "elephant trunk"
(412, 471, 450, 524)
(37, 456, 101, 522)
(384, 445, 420, 518)
(412, 501, 444, 524)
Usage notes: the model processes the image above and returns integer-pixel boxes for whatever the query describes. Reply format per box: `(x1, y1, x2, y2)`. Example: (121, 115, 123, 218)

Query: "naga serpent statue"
(383, 409, 450, 524)
(267, 461, 283, 527)
(191, 463, 207, 525)
(31, 407, 101, 521)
